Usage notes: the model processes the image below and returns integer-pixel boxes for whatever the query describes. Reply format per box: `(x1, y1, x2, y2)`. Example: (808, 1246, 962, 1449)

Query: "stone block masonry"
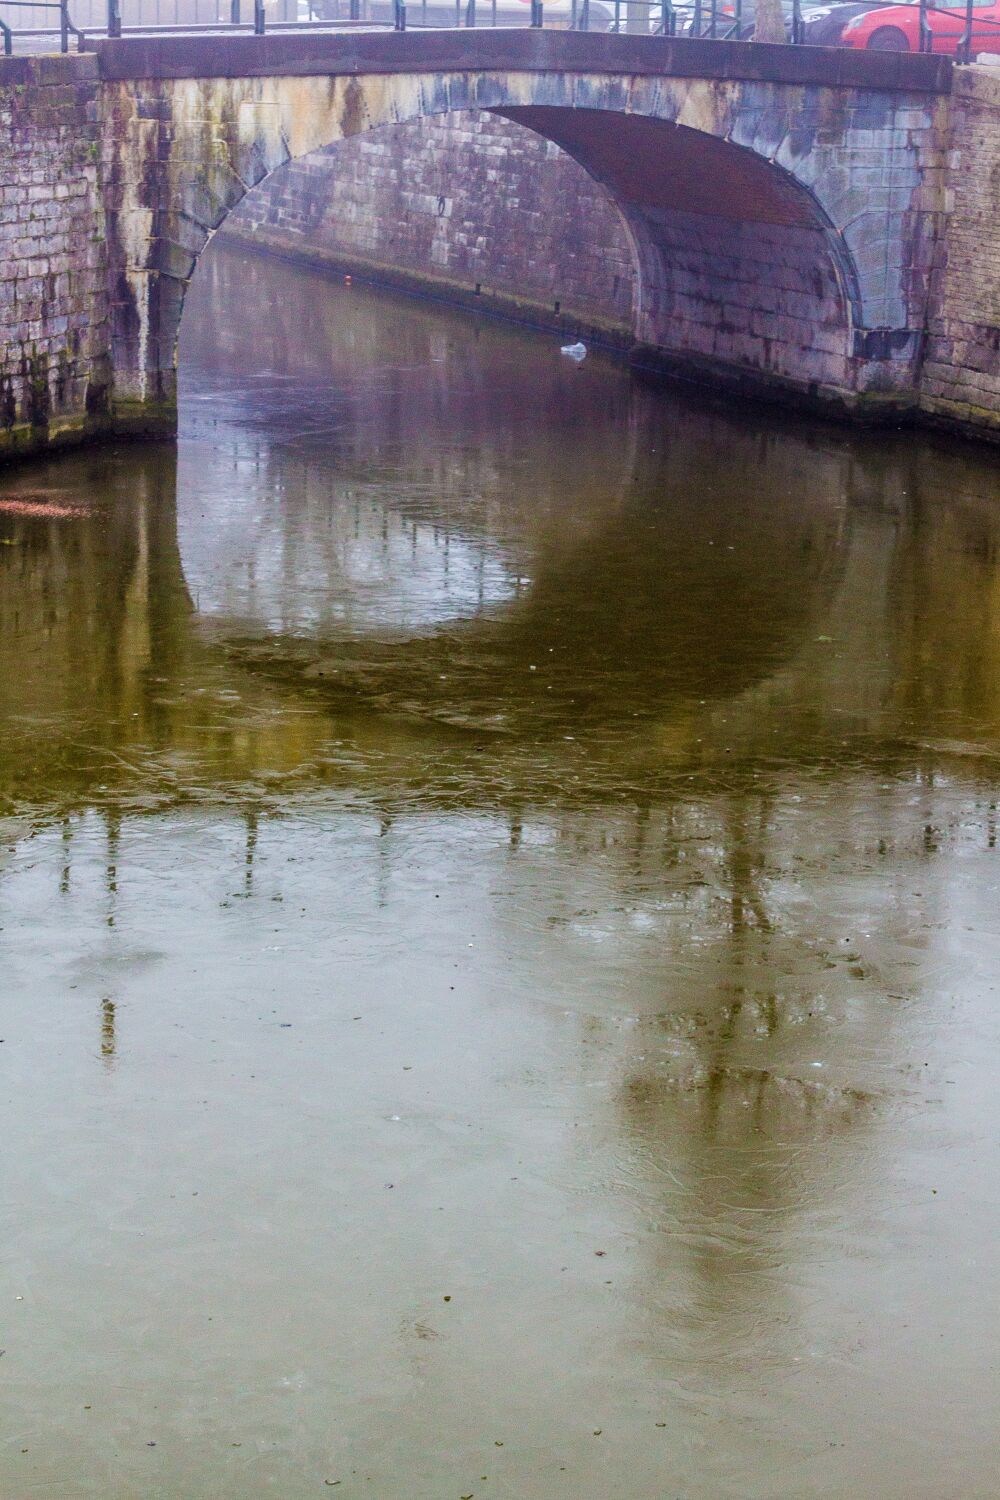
(219, 75, 1000, 441)
(922, 67, 1000, 438)
(3, 35, 1000, 464)
(224, 111, 636, 344)
(223, 91, 947, 412)
(0, 55, 112, 460)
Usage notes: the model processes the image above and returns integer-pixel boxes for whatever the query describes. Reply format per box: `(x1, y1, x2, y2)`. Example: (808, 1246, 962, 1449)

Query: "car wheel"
(866, 25, 910, 49)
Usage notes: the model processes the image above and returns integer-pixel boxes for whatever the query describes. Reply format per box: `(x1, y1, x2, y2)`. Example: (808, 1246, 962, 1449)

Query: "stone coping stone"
(80, 29, 952, 92)
(0, 51, 97, 82)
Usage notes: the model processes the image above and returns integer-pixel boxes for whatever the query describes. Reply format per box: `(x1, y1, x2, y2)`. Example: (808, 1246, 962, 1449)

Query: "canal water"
(2, 241, 1000, 1498)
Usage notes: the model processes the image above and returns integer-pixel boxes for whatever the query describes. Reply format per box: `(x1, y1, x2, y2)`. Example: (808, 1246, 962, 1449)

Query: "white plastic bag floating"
(560, 342, 587, 362)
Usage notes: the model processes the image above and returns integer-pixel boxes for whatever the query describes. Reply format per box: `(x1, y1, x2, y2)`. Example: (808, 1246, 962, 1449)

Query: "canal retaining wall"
(223, 111, 636, 344)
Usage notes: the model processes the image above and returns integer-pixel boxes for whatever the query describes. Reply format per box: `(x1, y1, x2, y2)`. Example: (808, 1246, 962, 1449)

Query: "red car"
(835, 0, 1000, 52)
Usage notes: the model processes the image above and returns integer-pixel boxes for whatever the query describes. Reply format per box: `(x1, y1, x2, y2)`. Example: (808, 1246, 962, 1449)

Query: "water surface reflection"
(1, 245, 999, 1499)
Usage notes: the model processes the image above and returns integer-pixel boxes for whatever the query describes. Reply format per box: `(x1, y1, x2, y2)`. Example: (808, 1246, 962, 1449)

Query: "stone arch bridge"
(0, 32, 955, 456)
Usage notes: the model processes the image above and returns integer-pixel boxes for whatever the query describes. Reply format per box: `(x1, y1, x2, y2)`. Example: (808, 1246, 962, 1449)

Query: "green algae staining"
(1, 244, 1000, 1500)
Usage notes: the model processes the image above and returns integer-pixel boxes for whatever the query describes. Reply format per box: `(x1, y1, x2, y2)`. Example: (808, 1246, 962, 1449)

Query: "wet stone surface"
(1, 243, 999, 1498)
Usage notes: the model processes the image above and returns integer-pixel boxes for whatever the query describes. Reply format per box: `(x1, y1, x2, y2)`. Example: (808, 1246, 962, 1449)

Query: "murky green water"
(2, 243, 1000, 1498)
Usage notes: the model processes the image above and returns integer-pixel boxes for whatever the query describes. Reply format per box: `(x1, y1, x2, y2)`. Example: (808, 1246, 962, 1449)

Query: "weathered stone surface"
(224, 111, 636, 341)
(0, 36, 998, 460)
(93, 62, 946, 430)
(0, 56, 111, 458)
(921, 68, 1000, 437)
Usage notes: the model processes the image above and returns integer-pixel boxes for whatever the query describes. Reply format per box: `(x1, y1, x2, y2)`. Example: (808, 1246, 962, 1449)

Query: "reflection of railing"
(0, 0, 993, 59)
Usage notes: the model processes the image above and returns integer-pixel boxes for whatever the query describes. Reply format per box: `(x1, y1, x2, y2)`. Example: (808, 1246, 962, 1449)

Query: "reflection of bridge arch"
(96, 32, 948, 426)
(173, 255, 850, 742)
(0, 362, 849, 811)
(8, 242, 1000, 817)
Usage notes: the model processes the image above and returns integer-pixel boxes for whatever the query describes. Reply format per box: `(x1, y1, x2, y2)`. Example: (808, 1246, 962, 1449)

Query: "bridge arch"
(98, 45, 940, 426)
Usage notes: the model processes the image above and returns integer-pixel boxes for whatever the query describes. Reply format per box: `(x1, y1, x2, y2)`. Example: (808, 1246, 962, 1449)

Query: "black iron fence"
(0, 0, 996, 61)
(0, 0, 72, 51)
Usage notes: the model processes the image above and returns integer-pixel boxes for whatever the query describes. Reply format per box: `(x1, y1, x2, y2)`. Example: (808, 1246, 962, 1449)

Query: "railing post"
(530, 0, 542, 21)
(253, 0, 264, 30)
(0, 17, 11, 53)
(230, 0, 240, 20)
(792, 0, 802, 40)
(918, 0, 932, 50)
(612, 0, 619, 27)
(465, 0, 475, 22)
(692, 0, 701, 34)
(394, 0, 406, 26)
(107, 0, 121, 36)
(957, 0, 974, 59)
(350, 0, 360, 16)
(60, 0, 69, 50)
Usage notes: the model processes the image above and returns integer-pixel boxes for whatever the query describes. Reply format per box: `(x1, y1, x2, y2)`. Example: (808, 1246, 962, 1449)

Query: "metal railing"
(0, 0, 77, 51)
(0, 0, 997, 60)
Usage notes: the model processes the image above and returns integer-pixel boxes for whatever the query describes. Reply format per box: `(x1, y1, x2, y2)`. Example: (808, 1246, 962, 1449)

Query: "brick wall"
(226, 111, 636, 340)
(0, 55, 110, 460)
(921, 67, 1000, 436)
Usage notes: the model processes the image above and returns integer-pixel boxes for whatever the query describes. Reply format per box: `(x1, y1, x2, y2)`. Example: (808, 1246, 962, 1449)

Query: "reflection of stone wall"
(224, 112, 636, 342)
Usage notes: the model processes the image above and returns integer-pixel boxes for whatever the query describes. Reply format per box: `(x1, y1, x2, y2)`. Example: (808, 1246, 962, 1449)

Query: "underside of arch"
(495, 107, 862, 403)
